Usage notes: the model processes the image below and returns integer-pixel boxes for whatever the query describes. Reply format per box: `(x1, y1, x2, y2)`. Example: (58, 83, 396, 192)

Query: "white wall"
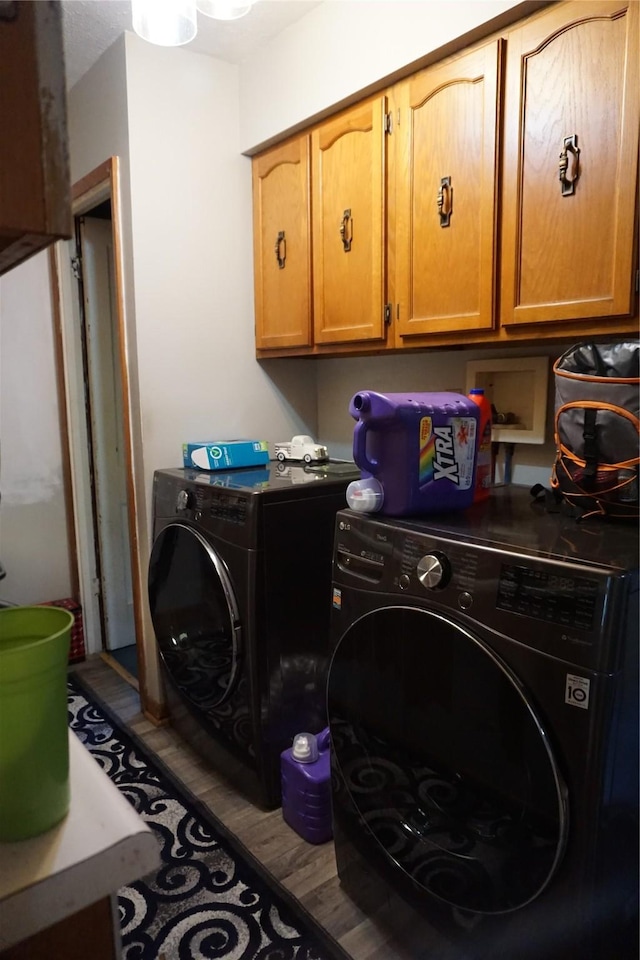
(239, 0, 528, 151)
(0, 253, 72, 605)
(67, 33, 317, 703)
(123, 31, 317, 515)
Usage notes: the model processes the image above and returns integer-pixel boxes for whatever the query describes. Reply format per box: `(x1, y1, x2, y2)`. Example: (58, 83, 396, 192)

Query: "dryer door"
(148, 523, 242, 712)
(328, 606, 569, 915)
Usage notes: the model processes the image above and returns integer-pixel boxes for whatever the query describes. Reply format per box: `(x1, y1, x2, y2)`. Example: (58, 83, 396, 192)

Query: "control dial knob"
(416, 552, 450, 590)
(176, 489, 193, 512)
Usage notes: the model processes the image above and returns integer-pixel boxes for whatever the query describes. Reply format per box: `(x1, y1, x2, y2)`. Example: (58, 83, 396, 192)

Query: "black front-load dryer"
(148, 460, 358, 808)
(328, 486, 638, 960)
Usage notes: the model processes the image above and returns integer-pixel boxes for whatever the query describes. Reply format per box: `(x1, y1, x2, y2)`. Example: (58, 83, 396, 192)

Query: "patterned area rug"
(67, 675, 349, 960)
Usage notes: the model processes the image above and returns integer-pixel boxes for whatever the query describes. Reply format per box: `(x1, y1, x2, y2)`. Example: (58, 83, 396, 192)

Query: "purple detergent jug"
(281, 729, 332, 844)
(346, 391, 479, 516)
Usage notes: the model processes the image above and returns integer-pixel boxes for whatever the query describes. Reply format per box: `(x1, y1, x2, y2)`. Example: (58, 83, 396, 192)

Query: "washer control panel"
(205, 491, 248, 526)
(172, 486, 248, 526)
(176, 489, 194, 512)
(332, 509, 618, 672)
(496, 562, 599, 632)
(416, 552, 451, 590)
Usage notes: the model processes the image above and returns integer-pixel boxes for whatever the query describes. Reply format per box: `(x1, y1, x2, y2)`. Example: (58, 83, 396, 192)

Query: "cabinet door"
(396, 41, 501, 339)
(312, 97, 387, 345)
(501, 0, 639, 327)
(252, 136, 312, 350)
(0, 1, 71, 276)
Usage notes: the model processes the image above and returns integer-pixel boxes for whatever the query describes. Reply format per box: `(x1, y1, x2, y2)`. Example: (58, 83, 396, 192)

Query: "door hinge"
(384, 303, 393, 325)
(384, 112, 393, 135)
(636, 268, 639, 293)
(70, 255, 82, 281)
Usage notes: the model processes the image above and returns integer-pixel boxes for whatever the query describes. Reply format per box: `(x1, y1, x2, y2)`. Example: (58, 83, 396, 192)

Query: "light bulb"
(196, 0, 255, 21)
(132, 0, 198, 46)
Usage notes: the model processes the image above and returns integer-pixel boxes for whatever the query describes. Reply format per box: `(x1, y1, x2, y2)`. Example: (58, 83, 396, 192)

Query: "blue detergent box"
(183, 440, 269, 471)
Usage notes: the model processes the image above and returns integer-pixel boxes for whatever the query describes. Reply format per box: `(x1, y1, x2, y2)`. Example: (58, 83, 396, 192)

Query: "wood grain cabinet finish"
(251, 1, 639, 357)
(500, 0, 639, 328)
(0, 1, 72, 276)
(395, 40, 502, 341)
(311, 96, 387, 345)
(252, 136, 312, 350)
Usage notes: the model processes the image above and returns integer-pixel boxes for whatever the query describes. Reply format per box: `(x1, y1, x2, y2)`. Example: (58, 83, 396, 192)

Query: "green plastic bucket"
(0, 605, 73, 841)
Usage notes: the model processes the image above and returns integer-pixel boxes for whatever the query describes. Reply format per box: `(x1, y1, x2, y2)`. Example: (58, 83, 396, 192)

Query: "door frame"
(52, 157, 143, 677)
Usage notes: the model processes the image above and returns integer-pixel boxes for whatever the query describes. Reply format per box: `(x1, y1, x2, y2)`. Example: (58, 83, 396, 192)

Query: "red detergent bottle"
(468, 388, 492, 502)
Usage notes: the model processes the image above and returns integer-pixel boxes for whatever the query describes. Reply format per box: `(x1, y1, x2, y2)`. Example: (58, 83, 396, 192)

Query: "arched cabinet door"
(500, 0, 639, 327)
(312, 95, 388, 346)
(252, 134, 312, 350)
(395, 40, 501, 339)
(148, 523, 242, 714)
(328, 606, 569, 915)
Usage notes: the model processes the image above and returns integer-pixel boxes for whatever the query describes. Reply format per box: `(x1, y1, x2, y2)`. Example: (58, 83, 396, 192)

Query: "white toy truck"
(274, 435, 329, 463)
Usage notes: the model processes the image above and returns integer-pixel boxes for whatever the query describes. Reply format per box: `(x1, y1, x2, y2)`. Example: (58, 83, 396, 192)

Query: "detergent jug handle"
(352, 420, 378, 475)
(317, 728, 331, 753)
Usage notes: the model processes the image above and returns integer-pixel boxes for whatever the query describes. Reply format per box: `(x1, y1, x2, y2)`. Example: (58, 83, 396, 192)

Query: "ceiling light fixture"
(196, 0, 256, 21)
(132, 0, 260, 49)
(132, 0, 198, 47)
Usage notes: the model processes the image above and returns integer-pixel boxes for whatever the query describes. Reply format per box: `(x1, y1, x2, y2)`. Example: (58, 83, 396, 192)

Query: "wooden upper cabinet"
(500, 0, 639, 327)
(0, 1, 72, 276)
(395, 40, 502, 340)
(312, 96, 387, 345)
(252, 135, 312, 350)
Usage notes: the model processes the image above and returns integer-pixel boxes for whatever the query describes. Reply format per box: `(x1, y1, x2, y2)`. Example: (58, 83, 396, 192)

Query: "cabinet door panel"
(312, 98, 386, 345)
(501, 0, 639, 326)
(0, 1, 71, 275)
(396, 41, 501, 339)
(252, 137, 311, 350)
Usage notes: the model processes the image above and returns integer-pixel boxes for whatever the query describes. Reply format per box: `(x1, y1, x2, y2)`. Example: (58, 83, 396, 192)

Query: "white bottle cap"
(292, 732, 318, 763)
(346, 478, 384, 513)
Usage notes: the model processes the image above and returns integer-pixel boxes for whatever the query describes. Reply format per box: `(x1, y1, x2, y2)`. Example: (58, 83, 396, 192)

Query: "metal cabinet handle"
(274, 230, 286, 269)
(437, 176, 453, 227)
(340, 208, 353, 252)
(559, 135, 580, 197)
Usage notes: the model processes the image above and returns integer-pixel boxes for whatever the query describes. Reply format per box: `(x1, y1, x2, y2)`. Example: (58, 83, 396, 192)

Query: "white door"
(79, 215, 134, 651)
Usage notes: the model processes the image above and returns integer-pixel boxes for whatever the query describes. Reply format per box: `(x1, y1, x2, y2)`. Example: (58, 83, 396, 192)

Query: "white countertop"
(0, 731, 160, 949)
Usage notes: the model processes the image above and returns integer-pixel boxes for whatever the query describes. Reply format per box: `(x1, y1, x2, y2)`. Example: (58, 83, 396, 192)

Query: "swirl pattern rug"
(67, 675, 348, 960)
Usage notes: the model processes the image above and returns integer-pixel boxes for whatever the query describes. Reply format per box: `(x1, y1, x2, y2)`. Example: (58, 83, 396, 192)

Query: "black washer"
(328, 486, 638, 960)
(148, 460, 359, 808)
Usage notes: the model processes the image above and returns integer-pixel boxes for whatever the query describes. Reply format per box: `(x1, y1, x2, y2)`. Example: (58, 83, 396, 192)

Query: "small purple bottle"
(281, 729, 333, 844)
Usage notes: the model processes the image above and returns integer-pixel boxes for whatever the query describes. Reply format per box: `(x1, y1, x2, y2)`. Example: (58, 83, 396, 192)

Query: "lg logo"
(565, 674, 590, 710)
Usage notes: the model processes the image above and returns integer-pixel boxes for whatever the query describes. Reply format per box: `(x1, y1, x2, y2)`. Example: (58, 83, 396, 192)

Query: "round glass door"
(328, 606, 568, 915)
(148, 523, 241, 712)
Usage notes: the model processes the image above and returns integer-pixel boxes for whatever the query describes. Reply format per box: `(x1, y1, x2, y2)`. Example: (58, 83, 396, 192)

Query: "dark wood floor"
(71, 656, 422, 960)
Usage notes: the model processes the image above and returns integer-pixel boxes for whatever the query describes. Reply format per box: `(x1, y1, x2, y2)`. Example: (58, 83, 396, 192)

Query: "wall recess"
(465, 356, 549, 444)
